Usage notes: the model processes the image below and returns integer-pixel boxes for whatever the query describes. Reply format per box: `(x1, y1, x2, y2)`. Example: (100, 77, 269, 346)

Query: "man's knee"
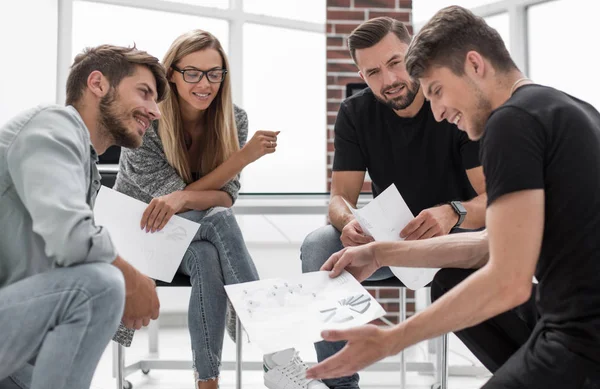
(300, 225, 342, 273)
(82, 263, 126, 319)
(430, 268, 474, 302)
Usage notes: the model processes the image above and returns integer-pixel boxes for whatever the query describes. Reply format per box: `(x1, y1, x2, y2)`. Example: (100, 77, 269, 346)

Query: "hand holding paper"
(94, 186, 200, 282)
(342, 184, 440, 289)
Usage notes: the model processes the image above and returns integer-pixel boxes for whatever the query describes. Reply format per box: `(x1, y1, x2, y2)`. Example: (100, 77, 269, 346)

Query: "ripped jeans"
(177, 208, 259, 381)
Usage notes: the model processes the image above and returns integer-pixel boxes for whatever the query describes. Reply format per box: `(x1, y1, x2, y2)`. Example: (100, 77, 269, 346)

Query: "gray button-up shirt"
(0, 104, 117, 288)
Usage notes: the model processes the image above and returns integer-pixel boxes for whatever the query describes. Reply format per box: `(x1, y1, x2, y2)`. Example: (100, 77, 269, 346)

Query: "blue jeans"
(0, 263, 125, 389)
(301, 225, 394, 389)
(177, 208, 259, 381)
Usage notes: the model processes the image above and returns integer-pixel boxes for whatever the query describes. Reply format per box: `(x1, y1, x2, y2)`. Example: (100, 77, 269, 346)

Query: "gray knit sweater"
(114, 104, 248, 204)
(111, 105, 248, 347)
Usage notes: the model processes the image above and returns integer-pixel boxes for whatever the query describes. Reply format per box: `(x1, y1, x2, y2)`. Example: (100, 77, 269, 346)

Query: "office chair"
(113, 273, 244, 389)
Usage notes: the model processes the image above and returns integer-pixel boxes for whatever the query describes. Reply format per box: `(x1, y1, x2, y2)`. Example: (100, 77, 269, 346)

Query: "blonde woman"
(114, 30, 326, 389)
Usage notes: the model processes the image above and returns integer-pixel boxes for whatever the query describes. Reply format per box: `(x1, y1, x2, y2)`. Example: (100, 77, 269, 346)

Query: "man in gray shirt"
(0, 44, 166, 389)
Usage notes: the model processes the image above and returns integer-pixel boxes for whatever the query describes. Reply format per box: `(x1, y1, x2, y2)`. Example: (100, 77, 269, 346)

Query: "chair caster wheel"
(142, 368, 150, 375)
(123, 380, 133, 389)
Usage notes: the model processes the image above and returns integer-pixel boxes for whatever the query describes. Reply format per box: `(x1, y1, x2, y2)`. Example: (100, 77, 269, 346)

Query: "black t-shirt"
(333, 87, 480, 215)
(481, 84, 600, 364)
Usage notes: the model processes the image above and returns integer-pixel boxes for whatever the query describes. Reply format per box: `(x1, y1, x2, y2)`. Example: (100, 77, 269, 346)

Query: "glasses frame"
(171, 65, 228, 84)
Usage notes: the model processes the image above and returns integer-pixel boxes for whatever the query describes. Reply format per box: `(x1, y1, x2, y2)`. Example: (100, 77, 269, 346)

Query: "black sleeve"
(457, 130, 481, 170)
(332, 102, 367, 171)
(481, 106, 546, 206)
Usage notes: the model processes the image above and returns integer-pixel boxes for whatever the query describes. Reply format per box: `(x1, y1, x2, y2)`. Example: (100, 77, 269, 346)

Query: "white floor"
(91, 326, 492, 389)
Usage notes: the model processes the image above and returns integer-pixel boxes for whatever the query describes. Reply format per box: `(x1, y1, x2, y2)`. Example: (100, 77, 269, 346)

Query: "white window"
(0, 0, 57, 126)
(241, 23, 326, 193)
(528, 0, 599, 110)
(72, 1, 229, 63)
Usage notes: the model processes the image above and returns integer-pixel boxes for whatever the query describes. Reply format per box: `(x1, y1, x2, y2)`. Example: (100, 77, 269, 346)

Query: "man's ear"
(87, 70, 110, 98)
(358, 70, 365, 81)
(465, 51, 486, 79)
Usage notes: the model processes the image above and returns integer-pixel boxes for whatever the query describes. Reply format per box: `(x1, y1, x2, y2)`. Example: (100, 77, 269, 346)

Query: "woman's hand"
(141, 191, 188, 232)
(240, 130, 280, 164)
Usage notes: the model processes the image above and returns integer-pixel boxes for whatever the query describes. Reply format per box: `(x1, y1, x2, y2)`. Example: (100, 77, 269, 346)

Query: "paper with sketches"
(225, 270, 386, 353)
(94, 186, 200, 282)
(344, 184, 440, 290)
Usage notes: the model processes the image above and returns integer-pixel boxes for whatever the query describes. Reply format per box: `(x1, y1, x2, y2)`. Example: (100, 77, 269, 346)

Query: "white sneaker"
(263, 348, 328, 389)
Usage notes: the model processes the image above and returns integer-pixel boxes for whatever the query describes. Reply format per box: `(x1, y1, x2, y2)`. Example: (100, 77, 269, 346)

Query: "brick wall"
(326, 0, 415, 321)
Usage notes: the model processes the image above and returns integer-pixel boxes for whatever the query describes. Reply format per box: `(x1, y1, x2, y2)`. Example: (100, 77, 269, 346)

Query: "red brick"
(327, 36, 344, 47)
(327, 9, 366, 21)
(336, 75, 363, 86)
(327, 50, 352, 61)
(327, 23, 334, 33)
(327, 114, 338, 125)
(399, 0, 412, 8)
(327, 89, 343, 99)
(327, 0, 351, 7)
(327, 75, 336, 84)
(379, 289, 399, 298)
(327, 102, 341, 112)
(381, 302, 400, 312)
(369, 11, 410, 21)
(334, 23, 362, 34)
(407, 289, 415, 298)
(327, 62, 357, 73)
(354, 0, 395, 8)
(327, 141, 335, 152)
(361, 181, 372, 192)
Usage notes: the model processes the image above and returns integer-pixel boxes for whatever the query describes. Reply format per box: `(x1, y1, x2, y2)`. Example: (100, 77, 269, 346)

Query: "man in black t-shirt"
(300, 17, 487, 389)
(305, 6, 600, 389)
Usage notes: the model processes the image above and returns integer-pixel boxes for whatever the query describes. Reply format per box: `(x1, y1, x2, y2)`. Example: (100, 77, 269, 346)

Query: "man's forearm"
(387, 264, 530, 356)
(328, 195, 355, 231)
(461, 193, 487, 229)
(375, 229, 489, 269)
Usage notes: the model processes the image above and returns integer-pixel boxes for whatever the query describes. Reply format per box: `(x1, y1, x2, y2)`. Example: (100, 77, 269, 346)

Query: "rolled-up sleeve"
(6, 109, 117, 267)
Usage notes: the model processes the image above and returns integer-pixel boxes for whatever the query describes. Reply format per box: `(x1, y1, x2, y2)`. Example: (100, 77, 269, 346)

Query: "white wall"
(0, 0, 58, 126)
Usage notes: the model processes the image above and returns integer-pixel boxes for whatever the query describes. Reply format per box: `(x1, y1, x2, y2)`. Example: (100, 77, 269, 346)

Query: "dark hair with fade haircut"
(65, 44, 168, 106)
(348, 16, 412, 64)
(405, 5, 517, 80)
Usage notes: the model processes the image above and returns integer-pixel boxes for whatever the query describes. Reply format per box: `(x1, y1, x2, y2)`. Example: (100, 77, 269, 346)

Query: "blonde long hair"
(159, 30, 239, 183)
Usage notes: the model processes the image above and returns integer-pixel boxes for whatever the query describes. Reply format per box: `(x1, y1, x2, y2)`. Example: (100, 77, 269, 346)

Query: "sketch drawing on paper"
(240, 282, 320, 318)
(319, 294, 372, 323)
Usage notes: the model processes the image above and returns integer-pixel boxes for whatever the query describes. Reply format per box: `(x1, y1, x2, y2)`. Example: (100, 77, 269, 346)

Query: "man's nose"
(430, 101, 445, 122)
(148, 101, 161, 120)
(382, 68, 399, 86)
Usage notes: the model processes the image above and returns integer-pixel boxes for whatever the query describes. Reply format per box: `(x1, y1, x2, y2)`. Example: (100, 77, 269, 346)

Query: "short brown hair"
(348, 17, 412, 64)
(405, 6, 517, 80)
(66, 44, 168, 106)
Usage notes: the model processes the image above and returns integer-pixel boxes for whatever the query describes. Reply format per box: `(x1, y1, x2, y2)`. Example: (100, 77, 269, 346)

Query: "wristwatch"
(449, 201, 467, 228)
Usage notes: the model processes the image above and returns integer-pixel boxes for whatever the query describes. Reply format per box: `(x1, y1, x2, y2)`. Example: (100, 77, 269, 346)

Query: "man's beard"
(98, 89, 142, 149)
(376, 79, 420, 111)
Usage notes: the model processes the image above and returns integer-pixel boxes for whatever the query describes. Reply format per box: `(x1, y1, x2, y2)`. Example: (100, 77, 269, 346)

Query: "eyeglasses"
(171, 65, 227, 84)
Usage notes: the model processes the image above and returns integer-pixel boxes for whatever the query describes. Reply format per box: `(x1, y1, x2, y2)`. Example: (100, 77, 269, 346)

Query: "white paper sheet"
(225, 270, 386, 354)
(94, 186, 200, 282)
(344, 184, 440, 290)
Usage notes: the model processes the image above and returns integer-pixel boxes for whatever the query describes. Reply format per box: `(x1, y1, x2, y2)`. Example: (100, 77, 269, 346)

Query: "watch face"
(452, 201, 467, 215)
